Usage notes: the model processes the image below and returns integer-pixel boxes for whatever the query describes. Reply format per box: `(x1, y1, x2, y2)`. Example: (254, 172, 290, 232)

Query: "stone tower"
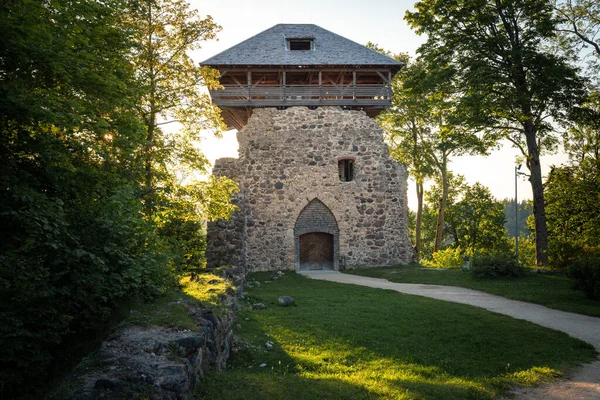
(202, 24, 413, 271)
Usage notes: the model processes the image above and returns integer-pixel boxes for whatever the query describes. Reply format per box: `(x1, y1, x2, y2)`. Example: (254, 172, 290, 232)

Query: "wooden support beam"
(336, 70, 345, 85)
(230, 75, 243, 87)
(376, 71, 389, 84)
(251, 75, 267, 88)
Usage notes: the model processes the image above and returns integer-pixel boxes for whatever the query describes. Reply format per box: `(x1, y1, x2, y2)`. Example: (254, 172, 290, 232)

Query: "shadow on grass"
(196, 371, 379, 400)
(195, 272, 596, 400)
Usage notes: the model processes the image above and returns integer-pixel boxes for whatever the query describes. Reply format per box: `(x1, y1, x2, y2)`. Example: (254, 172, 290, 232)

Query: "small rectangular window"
(338, 159, 354, 182)
(288, 39, 313, 51)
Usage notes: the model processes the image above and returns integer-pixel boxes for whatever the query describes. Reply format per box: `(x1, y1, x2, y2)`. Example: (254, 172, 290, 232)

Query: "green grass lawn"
(195, 272, 596, 400)
(345, 265, 600, 318)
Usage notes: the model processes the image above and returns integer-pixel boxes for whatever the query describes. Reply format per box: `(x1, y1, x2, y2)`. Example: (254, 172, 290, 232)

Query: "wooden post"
(318, 71, 322, 100)
(352, 71, 356, 100)
(247, 70, 251, 101)
(282, 71, 286, 102)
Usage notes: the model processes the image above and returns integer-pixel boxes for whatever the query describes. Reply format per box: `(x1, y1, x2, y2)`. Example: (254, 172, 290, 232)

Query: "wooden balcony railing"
(209, 84, 392, 107)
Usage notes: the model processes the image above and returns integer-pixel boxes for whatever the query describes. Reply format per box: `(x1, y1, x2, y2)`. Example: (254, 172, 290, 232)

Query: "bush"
(0, 185, 173, 398)
(567, 258, 600, 300)
(422, 247, 464, 269)
(471, 255, 524, 279)
(513, 235, 536, 268)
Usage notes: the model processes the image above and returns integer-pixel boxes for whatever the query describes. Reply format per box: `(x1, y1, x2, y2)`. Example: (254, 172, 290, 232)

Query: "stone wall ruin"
(206, 106, 413, 271)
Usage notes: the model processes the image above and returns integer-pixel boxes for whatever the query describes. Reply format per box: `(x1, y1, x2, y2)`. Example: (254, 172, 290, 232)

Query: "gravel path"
(300, 270, 600, 399)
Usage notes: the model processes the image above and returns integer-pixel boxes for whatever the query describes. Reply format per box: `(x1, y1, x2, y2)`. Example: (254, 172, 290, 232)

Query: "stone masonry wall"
(205, 163, 247, 270)
(207, 106, 413, 271)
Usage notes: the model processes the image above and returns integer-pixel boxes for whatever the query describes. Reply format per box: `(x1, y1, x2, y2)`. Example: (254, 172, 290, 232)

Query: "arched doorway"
(294, 199, 339, 270)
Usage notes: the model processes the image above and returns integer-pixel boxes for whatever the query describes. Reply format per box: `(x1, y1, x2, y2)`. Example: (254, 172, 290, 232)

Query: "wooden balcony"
(210, 84, 392, 107)
(211, 83, 393, 130)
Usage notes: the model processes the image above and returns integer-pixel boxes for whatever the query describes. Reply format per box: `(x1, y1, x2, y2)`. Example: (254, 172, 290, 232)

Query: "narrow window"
(338, 158, 354, 182)
(288, 39, 313, 51)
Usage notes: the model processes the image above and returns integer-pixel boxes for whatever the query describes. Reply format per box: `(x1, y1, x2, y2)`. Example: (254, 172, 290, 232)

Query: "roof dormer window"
(287, 39, 313, 51)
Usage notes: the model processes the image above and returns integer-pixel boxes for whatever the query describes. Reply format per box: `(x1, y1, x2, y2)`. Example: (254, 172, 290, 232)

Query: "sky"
(191, 0, 569, 209)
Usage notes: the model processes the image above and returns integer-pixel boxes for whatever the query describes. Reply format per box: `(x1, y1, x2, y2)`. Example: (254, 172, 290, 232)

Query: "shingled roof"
(201, 24, 403, 70)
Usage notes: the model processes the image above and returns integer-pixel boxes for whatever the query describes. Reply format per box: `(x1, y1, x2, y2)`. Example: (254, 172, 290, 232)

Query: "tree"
(555, 0, 600, 87)
(123, 0, 238, 275)
(421, 178, 511, 259)
(545, 165, 600, 265)
(0, 0, 171, 396)
(446, 183, 510, 255)
(369, 46, 433, 261)
(406, 0, 587, 265)
(380, 65, 431, 260)
(372, 43, 491, 256)
(503, 199, 532, 237)
(125, 0, 225, 214)
(545, 93, 600, 265)
(422, 172, 468, 255)
(0, 0, 238, 395)
(564, 92, 600, 164)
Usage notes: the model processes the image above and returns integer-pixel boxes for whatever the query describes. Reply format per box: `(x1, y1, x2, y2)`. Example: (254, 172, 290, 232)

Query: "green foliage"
(446, 183, 511, 256)
(471, 256, 525, 279)
(567, 258, 600, 299)
(126, 274, 233, 329)
(124, 0, 224, 214)
(420, 178, 511, 262)
(513, 234, 537, 267)
(545, 93, 600, 267)
(419, 172, 466, 259)
(422, 246, 464, 269)
(155, 177, 238, 275)
(417, 203, 438, 260)
(406, 0, 587, 265)
(564, 92, 600, 161)
(545, 166, 600, 267)
(503, 199, 532, 238)
(554, 0, 600, 88)
(376, 51, 494, 254)
(0, 0, 228, 397)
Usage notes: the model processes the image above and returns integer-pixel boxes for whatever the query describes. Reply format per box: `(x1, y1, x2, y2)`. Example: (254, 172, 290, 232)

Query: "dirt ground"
(501, 360, 600, 399)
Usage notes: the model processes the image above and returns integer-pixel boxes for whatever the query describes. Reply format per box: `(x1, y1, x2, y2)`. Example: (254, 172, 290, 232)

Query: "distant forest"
(503, 199, 532, 238)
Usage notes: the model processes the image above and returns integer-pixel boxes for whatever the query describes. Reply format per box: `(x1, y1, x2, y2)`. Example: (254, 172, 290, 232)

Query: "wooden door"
(299, 232, 334, 270)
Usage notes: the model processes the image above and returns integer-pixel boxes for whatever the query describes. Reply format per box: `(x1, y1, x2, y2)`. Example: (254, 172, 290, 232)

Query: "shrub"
(471, 255, 524, 279)
(422, 247, 464, 269)
(567, 258, 600, 300)
(513, 235, 536, 268)
(0, 186, 173, 398)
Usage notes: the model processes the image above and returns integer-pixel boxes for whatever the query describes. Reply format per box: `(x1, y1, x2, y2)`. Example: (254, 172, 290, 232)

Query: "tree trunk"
(434, 167, 448, 252)
(524, 120, 549, 265)
(415, 180, 424, 261)
(144, 119, 154, 215)
(143, 3, 156, 217)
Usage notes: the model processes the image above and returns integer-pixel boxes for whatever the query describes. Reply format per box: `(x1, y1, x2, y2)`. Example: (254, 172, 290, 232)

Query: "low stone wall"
(67, 306, 234, 400)
(59, 268, 246, 400)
